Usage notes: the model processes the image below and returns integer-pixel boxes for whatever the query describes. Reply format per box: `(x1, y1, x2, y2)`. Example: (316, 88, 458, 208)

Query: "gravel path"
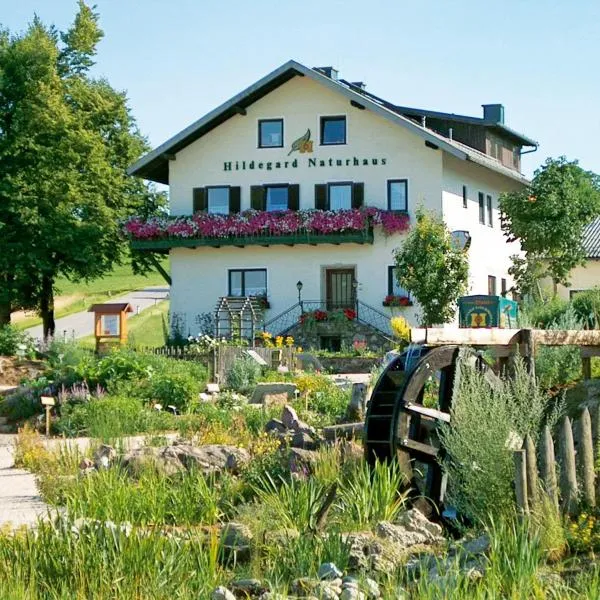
(25, 286, 169, 340)
(0, 435, 49, 527)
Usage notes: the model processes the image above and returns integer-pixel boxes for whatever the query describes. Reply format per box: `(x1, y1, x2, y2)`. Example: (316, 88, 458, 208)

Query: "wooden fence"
(514, 406, 600, 515)
(141, 345, 295, 383)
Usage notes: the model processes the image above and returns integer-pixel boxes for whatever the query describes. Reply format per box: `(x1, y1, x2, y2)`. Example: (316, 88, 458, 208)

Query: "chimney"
(315, 66, 338, 80)
(350, 81, 366, 90)
(482, 104, 505, 124)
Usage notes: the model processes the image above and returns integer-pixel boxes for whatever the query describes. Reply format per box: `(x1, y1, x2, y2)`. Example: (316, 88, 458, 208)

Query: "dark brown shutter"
(250, 185, 265, 211)
(229, 187, 241, 213)
(314, 184, 328, 210)
(352, 182, 364, 209)
(288, 184, 300, 211)
(192, 187, 206, 213)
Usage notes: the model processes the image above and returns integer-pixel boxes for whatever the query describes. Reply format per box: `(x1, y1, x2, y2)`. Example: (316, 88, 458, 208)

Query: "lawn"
(78, 300, 170, 350)
(13, 260, 169, 330)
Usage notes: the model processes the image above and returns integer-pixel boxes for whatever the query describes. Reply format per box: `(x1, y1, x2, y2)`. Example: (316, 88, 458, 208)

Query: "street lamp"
(296, 280, 303, 306)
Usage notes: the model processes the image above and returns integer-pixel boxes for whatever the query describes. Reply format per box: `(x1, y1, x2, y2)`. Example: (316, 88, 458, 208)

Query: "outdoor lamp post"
(296, 280, 304, 313)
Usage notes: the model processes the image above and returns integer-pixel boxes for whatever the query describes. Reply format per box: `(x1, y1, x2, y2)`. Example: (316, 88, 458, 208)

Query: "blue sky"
(3, 0, 599, 178)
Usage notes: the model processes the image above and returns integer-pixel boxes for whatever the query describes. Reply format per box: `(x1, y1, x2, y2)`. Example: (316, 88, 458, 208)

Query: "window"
(207, 187, 230, 215)
(478, 192, 485, 224)
(228, 269, 267, 297)
(388, 180, 408, 211)
(314, 182, 363, 210)
(320, 116, 346, 145)
(251, 184, 299, 211)
(462, 185, 468, 209)
(501, 278, 507, 297)
(488, 275, 497, 296)
(486, 194, 493, 227)
(388, 266, 411, 298)
(258, 119, 283, 148)
(265, 185, 289, 211)
(328, 183, 352, 210)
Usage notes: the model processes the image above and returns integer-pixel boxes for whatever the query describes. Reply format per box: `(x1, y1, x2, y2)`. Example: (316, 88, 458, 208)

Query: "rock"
(295, 353, 324, 372)
(281, 405, 299, 429)
(263, 392, 289, 407)
(340, 588, 365, 600)
(363, 578, 381, 599)
(206, 383, 220, 394)
(161, 444, 251, 474)
(212, 586, 235, 600)
(230, 578, 266, 596)
(220, 522, 252, 563)
(343, 532, 403, 573)
(122, 446, 184, 477)
(288, 447, 318, 475)
(376, 519, 444, 549)
(291, 430, 320, 450)
(347, 383, 367, 421)
(78, 457, 94, 473)
(265, 418, 287, 435)
(93, 444, 116, 469)
(460, 534, 490, 556)
(250, 383, 297, 405)
(318, 585, 340, 600)
(290, 577, 320, 595)
(318, 562, 343, 580)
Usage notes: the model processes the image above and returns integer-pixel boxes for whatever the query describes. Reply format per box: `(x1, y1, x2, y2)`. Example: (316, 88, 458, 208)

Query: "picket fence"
(514, 406, 600, 515)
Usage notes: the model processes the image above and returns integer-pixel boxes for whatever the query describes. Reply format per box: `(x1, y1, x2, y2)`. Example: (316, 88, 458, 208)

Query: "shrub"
(225, 356, 262, 393)
(1, 376, 54, 421)
(572, 287, 600, 329)
(0, 325, 35, 358)
(439, 353, 560, 523)
(523, 297, 570, 328)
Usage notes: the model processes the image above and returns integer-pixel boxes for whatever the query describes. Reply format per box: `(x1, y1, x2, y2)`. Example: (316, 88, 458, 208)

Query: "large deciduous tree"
(393, 208, 469, 327)
(500, 157, 600, 295)
(0, 3, 164, 337)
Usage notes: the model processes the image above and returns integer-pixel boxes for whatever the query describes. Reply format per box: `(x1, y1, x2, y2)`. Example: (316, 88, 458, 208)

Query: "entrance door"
(326, 268, 356, 310)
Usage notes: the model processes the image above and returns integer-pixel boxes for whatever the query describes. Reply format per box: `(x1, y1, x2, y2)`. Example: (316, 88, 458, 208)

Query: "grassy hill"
(13, 260, 169, 330)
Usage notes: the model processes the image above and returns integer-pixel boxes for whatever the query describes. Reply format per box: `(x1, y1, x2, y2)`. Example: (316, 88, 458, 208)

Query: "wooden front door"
(326, 268, 356, 310)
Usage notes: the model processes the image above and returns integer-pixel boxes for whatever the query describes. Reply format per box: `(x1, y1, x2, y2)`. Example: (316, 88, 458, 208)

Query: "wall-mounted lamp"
(296, 280, 303, 303)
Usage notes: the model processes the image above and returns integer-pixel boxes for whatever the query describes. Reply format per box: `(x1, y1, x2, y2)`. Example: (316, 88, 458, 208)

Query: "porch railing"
(263, 300, 394, 340)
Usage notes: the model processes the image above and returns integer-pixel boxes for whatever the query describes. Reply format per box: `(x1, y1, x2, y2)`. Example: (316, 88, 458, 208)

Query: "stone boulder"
(93, 444, 117, 470)
(250, 383, 297, 405)
(376, 509, 444, 549)
(122, 444, 250, 477)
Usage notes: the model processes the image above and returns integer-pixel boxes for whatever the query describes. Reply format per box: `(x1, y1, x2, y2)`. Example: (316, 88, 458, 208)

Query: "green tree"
(393, 208, 469, 326)
(0, 3, 164, 336)
(500, 157, 600, 293)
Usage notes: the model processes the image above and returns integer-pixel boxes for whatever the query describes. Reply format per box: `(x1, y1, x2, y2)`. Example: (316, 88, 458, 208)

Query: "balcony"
(125, 208, 409, 252)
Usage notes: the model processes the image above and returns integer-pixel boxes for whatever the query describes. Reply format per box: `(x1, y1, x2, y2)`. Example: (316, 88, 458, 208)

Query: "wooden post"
(559, 416, 578, 514)
(520, 328, 535, 376)
(540, 425, 559, 510)
(524, 435, 539, 509)
(594, 403, 600, 463)
(514, 449, 529, 516)
(579, 408, 596, 507)
(582, 356, 592, 380)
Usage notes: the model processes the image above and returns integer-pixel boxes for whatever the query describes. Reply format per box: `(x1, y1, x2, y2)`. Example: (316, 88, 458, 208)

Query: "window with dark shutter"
(478, 192, 485, 224)
(486, 195, 493, 227)
(315, 184, 328, 210)
(229, 187, 241, 213)
(206, 187, 230, 215)
(462, 185, 468, 209)
(488, 275, 497, 296)
(193, 187, 206, 213)
(388, 266, 411, 298)
(288, 184, 300, 211)
(328, 183, 352, 210)
(352, 182, 364, 209)
(250, 186, 266, 211)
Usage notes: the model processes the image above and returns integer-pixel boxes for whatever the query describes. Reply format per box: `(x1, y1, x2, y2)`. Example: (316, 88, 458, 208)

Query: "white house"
(128, 60, 537, 347)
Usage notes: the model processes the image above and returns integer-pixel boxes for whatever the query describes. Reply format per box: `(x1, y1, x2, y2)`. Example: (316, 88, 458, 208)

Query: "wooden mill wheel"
(364, 345, 497, 518)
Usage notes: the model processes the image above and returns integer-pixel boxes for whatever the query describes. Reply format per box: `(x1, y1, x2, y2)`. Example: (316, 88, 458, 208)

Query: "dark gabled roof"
(129, 60, 532, 185)
(583, 218, 600, 258)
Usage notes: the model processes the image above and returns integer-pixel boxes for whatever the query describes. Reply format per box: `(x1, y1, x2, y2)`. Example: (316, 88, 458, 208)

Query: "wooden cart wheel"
(365, 345, 497, 518)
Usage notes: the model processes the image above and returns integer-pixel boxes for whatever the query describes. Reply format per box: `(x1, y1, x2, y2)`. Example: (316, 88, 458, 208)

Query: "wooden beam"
(404, 402, 451, 423)
(148, 254, 171, 286)
(233, 105, 247, 116)
(162, 153, 176, 161)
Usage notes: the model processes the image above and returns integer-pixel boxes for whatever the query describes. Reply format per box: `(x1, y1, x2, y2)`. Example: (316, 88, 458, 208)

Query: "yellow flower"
(275, 336, 284, 347)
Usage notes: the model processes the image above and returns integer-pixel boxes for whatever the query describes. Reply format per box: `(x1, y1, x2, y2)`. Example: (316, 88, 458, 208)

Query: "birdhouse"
(88, 303, 134, 352)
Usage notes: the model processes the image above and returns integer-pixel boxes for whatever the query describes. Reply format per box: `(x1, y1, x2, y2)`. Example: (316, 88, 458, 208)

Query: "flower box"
(382, 295, 413, 307)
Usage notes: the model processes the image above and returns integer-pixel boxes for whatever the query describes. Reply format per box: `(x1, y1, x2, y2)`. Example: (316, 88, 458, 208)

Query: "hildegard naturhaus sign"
(224, 156, 388, 172)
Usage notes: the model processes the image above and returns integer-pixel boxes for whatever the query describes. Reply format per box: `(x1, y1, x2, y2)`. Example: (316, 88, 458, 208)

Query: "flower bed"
(383, 295, 413, 307)
(123, 208, 409, 242)
(299, 308, 356, 324)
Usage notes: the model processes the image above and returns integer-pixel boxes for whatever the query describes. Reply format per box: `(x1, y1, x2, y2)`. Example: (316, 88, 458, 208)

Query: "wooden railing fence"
(514, 406, 600, 515)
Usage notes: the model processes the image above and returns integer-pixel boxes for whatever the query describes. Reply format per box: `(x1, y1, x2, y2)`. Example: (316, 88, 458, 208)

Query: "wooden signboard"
(88, 303, 134, 353)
